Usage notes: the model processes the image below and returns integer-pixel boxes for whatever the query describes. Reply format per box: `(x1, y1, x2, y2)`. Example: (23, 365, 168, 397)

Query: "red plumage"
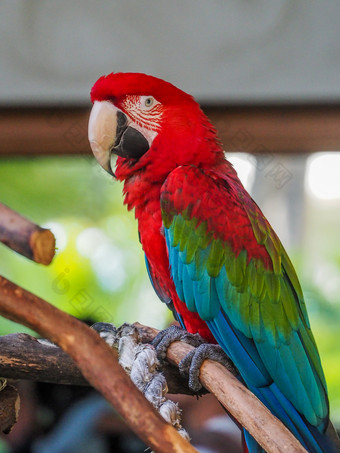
(91, 72, 194, 105)
(90, 72, 272, 339)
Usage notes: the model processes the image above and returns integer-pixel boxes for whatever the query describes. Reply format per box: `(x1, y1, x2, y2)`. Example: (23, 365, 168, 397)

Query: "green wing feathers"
(161, 165, 328, 426)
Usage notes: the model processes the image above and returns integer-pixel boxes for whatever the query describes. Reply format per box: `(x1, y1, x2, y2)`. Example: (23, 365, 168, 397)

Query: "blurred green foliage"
(0, 156, 170, 335)
(0, 156, 339, 425)
(301, 197, 340, 425)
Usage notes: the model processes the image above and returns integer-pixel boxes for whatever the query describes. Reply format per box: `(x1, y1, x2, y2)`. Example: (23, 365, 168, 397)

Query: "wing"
(144, 254, 185, 327)
(160, 165, 328, 433)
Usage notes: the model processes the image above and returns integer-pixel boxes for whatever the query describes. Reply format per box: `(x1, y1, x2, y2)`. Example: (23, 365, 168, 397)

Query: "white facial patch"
(121, 95, 163, 147)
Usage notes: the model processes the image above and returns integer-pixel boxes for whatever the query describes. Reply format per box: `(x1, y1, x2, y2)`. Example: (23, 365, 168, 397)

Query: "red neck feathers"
(115, 105, 227, 214)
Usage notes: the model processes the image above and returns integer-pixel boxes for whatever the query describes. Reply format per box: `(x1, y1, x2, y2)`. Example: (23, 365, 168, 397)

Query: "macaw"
(88, 72, 339, 453)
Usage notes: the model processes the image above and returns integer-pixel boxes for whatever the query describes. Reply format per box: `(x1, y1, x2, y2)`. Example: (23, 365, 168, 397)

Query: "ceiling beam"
(1, 105, 340, 156)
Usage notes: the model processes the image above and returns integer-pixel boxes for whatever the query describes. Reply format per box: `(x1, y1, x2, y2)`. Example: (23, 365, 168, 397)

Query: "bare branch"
(0, 203, 55, 265)
(0, 332, 193, 394)
(0, 333, 88, 386)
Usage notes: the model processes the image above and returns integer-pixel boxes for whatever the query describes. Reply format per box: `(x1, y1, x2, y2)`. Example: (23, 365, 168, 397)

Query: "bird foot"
(179, 343, 237, 392)
(152, 325, 235, 392)
(152, 325, 204, 360)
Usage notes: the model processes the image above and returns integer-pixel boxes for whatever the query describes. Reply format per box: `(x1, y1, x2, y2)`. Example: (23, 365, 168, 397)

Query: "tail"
(206, 314, 340, 453)
(242, 383, 340, 453)
(243, 427, 340, 453)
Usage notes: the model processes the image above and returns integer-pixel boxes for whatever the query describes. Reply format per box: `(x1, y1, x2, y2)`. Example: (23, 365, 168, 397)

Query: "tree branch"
(0, 203, 55, 265)
(0, 334, 87, 386)
(0, 332, 192, 394)
(0, 275, 197, 453)
(0, 275, 308, 453)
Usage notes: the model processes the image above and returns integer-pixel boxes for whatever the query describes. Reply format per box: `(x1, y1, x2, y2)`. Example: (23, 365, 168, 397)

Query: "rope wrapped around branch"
(99, 323, 190, 442)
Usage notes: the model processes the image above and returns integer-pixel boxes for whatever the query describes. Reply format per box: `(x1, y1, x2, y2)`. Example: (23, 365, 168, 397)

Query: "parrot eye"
(141, 96, 155, 109)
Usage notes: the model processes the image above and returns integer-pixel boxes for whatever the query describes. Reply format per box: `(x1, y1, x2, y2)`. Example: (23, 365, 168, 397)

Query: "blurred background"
(0, 1, 339, 452)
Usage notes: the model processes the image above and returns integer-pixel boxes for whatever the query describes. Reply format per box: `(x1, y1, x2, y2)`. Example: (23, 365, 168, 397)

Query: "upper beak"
(88, 101, 150, 176)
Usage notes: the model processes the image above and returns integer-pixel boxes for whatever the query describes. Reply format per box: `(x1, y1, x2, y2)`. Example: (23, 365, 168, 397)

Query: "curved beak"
(88, 101, 150, 176)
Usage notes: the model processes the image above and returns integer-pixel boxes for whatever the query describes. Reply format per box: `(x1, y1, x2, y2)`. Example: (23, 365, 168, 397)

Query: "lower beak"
(88, 101, 150, 176)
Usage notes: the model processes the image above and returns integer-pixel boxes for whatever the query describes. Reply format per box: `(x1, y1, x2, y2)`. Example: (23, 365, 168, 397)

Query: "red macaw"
(88, 72, 339, 453)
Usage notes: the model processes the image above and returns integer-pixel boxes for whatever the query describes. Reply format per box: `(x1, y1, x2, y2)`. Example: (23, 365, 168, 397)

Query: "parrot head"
(88, 72, 223, 179)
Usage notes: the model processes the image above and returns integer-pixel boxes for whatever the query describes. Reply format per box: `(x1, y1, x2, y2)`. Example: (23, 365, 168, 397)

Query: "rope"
(99, 323, 190, 442)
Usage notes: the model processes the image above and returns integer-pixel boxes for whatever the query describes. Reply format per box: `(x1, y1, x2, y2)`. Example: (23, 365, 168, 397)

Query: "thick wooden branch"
(0, 334, 87, 386)
(0, 203, 55, 265)
(0, 276, 197, 453)
(0, 333, 191, 394)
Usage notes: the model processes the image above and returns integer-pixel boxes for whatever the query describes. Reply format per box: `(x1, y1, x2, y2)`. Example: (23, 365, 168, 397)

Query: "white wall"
(1, 1, 340, 105)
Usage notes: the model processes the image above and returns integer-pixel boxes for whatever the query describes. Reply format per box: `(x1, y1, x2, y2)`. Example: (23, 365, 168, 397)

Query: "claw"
(151, 326, 236, 393)
(152, 325, 204, 360)
(179, 344, 236, 392)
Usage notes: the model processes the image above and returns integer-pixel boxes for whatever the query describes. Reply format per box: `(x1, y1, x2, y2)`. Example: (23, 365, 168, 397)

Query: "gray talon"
(179, 344, 236, 392)
(151, 326, 236, 393)
(152, 325, 204, 359)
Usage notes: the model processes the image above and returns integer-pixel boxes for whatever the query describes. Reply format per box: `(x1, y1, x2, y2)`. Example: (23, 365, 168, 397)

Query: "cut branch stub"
(0, 202, 55, 265)
(0, 384, 20, 434)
